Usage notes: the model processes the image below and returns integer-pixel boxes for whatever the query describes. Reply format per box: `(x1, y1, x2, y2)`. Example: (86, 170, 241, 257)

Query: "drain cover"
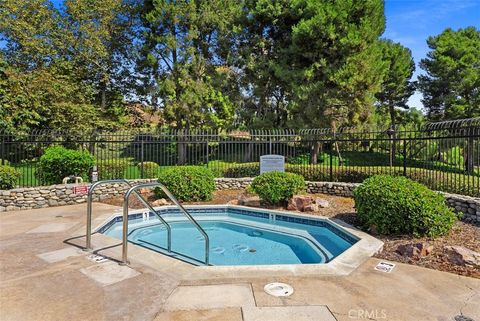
(264, 282, 294, 297)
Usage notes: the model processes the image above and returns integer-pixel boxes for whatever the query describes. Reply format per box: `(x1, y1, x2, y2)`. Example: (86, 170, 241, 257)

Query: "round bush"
(354, 175, 457, 237)
(138, 161, 160, 178)
(0, 165, 20, 189)
(97, 159, 130, 180)
(250, 171, 305, 205)
(37, 146, 95, 184)
(154, 166, 215, 202)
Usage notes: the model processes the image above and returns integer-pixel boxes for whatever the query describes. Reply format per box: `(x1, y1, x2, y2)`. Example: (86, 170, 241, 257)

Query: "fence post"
(403, 139, 407, 176)
(140, 140, 145, 179)
(329, 141, 333, 181)
(1, 134, 5, 165)
(269, 137, 272, 154)
(205, 140, 209, 168)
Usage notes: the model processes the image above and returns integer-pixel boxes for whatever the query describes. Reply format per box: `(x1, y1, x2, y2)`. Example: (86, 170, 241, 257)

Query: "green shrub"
(36, 146, 95, 184)
(154, 166, 215, 201)
(97, 159, 130, 180)
(354, 175, 457, 237)
(0, 165, 20, 189)
(250, 171, 305, 205)
(223, 163, 260, 177)
(138, 161, 161, 178)
(0, 159, 10, 166)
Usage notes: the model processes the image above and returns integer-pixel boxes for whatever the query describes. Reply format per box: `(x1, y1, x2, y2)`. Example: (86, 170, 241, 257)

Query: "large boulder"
(287, 195, 329, 212)
(396, 242, 433, 259)
(238, 195, 261, 207)
(444, 246, 480, 268)
(151, 198, 169, 207)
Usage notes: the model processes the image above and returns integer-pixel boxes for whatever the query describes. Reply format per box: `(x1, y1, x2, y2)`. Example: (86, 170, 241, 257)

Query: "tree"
(140, 0, 241, 163)
(0, 0, 139, 131)
(238, 0, 386, 131)
(418, 27, 480, 120)
(375, 39, 416, 132)
(238, 0, 386, 163)
(62, 0, 140, 120)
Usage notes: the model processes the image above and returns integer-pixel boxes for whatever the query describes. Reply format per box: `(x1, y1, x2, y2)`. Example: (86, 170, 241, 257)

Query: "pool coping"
(91, 205, 384, 279)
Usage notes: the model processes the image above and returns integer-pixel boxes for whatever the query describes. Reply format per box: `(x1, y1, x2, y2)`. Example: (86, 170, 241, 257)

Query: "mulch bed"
(100, 189, 480, 279)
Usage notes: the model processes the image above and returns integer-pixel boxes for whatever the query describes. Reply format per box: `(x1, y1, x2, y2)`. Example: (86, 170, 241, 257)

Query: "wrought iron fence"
(1, 118, 479, 196)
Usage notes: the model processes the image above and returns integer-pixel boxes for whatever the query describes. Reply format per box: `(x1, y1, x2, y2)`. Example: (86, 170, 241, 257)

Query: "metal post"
(122, 196, 130, 264)
(205, 140, 209, 167)
(329, 141, 333, 181)
(140, 140, 145, 178)
(1, 134, 5, 165)
(86, 182, 97, 250)
(403, 139, 407, 176)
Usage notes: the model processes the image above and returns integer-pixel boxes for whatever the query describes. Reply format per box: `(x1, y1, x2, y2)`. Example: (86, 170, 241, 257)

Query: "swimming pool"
(98, 206, 358, 266)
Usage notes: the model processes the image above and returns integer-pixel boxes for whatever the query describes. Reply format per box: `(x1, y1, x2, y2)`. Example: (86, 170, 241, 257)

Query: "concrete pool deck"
(0, 203, 479, 321)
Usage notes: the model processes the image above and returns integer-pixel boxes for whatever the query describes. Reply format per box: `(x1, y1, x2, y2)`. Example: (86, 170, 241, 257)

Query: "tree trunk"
(244, 142, 253, 162)
(389, 104, 397, 166)
(464, 131, 475, 173)
(310, 141, 320, 165)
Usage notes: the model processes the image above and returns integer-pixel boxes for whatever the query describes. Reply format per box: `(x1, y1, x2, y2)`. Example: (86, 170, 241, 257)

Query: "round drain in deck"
(264, 282, 294, 297)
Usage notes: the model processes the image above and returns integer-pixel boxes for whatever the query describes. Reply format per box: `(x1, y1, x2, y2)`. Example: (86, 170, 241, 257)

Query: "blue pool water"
(99, 206, 357, 266)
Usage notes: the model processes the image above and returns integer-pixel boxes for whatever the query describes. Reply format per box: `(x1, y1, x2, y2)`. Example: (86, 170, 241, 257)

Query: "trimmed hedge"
(0, 165, 20, 189)
(155, 166, 215, 201)
(250, 171, 305, 205)
(223, 163, 479, 197)
(354, 175, 457, 237)
(138, 161, 161, 178)
(97, 159, 130, 180)
(36, 146, 95, 184)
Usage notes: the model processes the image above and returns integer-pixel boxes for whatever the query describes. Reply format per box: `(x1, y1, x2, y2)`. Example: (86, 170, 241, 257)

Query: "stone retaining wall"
(1, 178, 479, 223)
(0, 179, 156, 212)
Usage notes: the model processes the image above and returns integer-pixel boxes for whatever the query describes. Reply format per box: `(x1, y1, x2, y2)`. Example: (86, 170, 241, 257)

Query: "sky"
(383, 0, 480, 110)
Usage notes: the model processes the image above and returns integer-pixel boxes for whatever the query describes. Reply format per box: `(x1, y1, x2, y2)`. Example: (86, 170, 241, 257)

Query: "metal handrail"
(86, 179, 172, 253)
(122, 182, 210, 265)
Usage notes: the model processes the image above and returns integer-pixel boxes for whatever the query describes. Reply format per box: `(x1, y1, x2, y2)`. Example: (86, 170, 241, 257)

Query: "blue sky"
(384, 0, 480, 110)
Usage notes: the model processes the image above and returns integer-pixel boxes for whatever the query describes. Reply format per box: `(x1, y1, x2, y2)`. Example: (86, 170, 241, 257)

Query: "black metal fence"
(1, 118, 479, 196)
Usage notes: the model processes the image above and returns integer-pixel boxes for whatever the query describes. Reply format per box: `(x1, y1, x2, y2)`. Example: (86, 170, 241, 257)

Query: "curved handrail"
(86, 179, 172, 253)
(122, 182, 210, 265)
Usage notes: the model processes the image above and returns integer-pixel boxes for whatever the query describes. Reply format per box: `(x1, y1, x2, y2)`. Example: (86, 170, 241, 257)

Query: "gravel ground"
(101, 189, 479, 278)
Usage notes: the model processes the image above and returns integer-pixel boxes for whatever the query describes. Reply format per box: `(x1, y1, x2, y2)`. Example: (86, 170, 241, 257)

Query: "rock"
(303, 204, 319, 212)
(314, 198, 330, 208)
(444, 246, 480, 268)
(138, 188, 151, 194)
(151, 198, 169, 207)
(238, 195, 261, 207)
(396, 242, 433, 259)
(287, 199, 298, 211)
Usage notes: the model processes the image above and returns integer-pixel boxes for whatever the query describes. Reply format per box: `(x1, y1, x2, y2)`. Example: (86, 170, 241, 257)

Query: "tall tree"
(140, 0, 241, 131)
(140, 0, 241, 163)
(375, 39, 416, 132)
(418, 27, 480, 120)
(238, 0, 386, 130)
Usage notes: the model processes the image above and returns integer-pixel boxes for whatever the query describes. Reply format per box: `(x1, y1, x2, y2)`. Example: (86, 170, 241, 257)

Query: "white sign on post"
(260, 155, 285, 174)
